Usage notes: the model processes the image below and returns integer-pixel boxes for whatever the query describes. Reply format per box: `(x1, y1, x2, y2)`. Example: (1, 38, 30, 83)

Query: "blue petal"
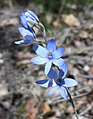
(18, 27, 35, 40)
(45, 61, 52, 75)
(51, 79, 57, 87)
(27, 10, 39, 22)
(47, 39, 56, 52)
(58, 87, 68, 99)
(53, 58, 64, 67)
(48, 79, 57, 87)
(20, 10, 39, 28)
(47, 86, 59, 96)
(48, 80, 53, 87)
(47, 68, 57, 80)
(36, 79, 56, 88)
(31, 56, 48, 65)
(14, 39, 33, 45)
(33, 45, 48, 58)
(62, 78, 78, 87)
(53, 47, 64, 59)
(24, 11, 38, 25)
(20, 13, 28, 28)
(59, 62, 68, 79)
(36, 79, 49, 88)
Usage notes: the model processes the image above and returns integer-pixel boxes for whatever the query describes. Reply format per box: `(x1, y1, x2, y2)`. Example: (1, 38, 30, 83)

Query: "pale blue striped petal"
(47, 86, 59, 96)
(33, 45, 48, 58)
(53, 58, 64, 67)
(59, 62, 68, 79)
(47, 39, 56, 52)
(31, 56, 48, 65)
(18, 27, 35, 39)
(53, 47, 64, 59)
(45, 61, 52, 75)
(58, 87, 68, 99)
(62, 78, 78, 87)
(36, 79, 49, 88)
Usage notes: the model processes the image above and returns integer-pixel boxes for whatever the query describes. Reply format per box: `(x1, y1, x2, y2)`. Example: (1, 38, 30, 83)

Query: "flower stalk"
(36, 22, 47, 46)
(65, 87, 79, 119)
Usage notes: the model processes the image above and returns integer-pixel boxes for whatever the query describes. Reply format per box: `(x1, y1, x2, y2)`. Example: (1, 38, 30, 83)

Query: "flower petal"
(47, 86, 59, 96)
(48, 79, 57, 87)
(18, 27, 35, 40)
(20, 10, 39, 28)
(59, 62, 68, 78)
(20, 13, 28, 28)
(47, 39, 56, 52)
(53, 47, 64, 59)
(31, 56, 48, 65)
(45, 61, 52, 75)
(47, 68, 57, 80)
(53, 58, 64, 67)
(27, 10, 39, 23)
(36, 79, 49, 88)
(36, 79, 56, 88)
(33, 45, 48, 58)
(52, 79, 57, 87)
(62, 78, 78, 87)
(58, 87, 68, 99)
(14, 39, 33, 45)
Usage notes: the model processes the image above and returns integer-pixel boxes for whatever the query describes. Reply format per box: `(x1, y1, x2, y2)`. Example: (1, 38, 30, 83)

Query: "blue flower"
(15, 10, 39, 45)
(36, 62, 67, 88)
(15, 27, 36, 45)
(36, 62, 78, 99)
(47, 66, 78, 99)
(20, 10, 39, 29)
(31, 39, 65, 75)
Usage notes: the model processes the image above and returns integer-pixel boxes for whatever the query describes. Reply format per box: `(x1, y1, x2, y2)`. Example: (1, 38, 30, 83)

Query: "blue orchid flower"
(15, 27, 36, 45)
(15, 10, 39, 45)
(36, 62, 78, 99)
(31, 39, 65, 75)
(36, 62, 68, 88)
(47, 68, 78, 99)
(20, 10, 39, 29)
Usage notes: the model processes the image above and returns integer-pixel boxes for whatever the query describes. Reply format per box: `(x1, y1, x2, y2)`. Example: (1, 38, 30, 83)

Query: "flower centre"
(56, 78, 62, 86)
(48, 52, 53, 60)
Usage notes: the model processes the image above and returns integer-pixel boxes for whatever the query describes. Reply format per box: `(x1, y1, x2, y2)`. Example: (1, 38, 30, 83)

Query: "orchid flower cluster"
(15, 10, 78, 100)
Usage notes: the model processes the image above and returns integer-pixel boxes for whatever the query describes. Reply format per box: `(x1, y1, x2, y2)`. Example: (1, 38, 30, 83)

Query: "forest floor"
(0, 3, 93, 119)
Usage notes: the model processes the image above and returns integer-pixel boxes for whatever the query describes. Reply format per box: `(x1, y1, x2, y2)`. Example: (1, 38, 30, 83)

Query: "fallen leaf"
(66, 105, 73, 113)
(76, 101, 84, 109)
(62, 14, 80, 27)
(33, 26, 39, 34)
(41, 102, 51, 113)
(25, 99, 37, 119)
(78, 31, 89, 39)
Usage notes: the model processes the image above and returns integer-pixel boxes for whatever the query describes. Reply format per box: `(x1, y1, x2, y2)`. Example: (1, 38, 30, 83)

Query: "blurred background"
(0, 0, 93, 119)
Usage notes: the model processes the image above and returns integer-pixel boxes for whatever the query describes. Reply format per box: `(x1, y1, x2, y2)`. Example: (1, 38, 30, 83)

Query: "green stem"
(33, 23, 47, 46)
(65, 87, 79, 119)
(39, 27, 47, 46)
(35, 23, 47, 47)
